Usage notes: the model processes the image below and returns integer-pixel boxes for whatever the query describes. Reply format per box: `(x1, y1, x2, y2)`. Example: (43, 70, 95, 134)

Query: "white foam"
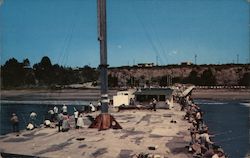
(195, 102, 227, 105)
(240, 102, 250, 107)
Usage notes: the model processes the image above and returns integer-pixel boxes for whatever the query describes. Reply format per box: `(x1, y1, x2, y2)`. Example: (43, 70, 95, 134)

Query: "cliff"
(108, 64, 250, 86)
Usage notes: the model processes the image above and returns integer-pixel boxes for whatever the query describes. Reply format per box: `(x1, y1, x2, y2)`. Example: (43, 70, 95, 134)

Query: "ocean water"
(0, 103, 89, 135)
(196, 99, 250, 158)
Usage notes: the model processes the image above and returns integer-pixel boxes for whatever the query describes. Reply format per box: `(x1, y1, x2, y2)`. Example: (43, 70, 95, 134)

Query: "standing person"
(30, 111, 37, 127)
(73, 107, 79, 129)
(196, 110, 203, 130)
(53, 105, 58, 120)
(77, 113, 84, 128)
(97, 101, 101, 111)
(62, 113, 70, 132)
(152, 98, 157, 111)
(62, 104, 68, 115)
(89, 102, 96, 112)
(10, 113, 19, 133)
(48, 109, 54, 122)
(57, 112, 63, 132)
(62, 104, 67, 115)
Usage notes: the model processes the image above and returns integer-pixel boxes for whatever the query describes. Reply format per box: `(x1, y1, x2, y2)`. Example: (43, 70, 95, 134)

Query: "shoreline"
(1, 88, 250, 102)
(192, 88, 250, 101)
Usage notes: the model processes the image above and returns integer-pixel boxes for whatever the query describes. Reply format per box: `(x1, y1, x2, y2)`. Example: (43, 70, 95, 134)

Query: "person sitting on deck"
(48, 109, 55, 122)
(198, 130, 214, 151)
(10, 113, 19, 133)
(189, 126, 198, 151)
(212, 148, 226, 158)
(30, 111, 37, 127)
(196, 110, 203, 130)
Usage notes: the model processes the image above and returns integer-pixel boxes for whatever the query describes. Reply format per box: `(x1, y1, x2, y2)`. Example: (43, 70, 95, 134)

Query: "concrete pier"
(0, 104, 192, 158)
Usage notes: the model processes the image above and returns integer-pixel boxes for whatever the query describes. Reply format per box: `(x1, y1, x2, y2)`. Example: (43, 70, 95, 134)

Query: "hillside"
(108, 64, 250, 87)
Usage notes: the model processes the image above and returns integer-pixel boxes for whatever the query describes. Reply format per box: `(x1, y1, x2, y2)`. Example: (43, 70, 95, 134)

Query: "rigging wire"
(129, 1, 165, 65)
(57, 9, 77, 68)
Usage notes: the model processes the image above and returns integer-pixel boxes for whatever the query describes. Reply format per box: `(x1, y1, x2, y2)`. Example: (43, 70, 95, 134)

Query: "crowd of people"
(178, 95, 227, 158)
(10, 102, 102, 134)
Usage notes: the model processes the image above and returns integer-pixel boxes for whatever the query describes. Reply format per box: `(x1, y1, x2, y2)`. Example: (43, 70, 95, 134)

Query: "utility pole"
(237, 54, 239, 64)
(89, 0, 121, 130)
(195, 54, 197, 65)
(156, 55, 159, 66)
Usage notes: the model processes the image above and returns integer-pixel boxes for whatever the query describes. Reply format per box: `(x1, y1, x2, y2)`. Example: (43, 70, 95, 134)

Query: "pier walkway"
(0, 104, 192, 158)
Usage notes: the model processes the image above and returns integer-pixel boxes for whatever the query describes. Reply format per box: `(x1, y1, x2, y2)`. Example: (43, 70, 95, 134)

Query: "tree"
(200, 68, 216, 86)
(22, 58, 30, 68)
(33, 56, 54, 85)
(2, 58, 25, 87)
(108, 74, 118, 87)
(184, 70, 200, 85)
(239, 72, 250, 86)
(80, 65, 99, 83)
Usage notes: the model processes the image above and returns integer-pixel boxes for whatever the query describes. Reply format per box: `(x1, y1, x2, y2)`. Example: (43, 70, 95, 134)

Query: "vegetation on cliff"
(1, 57, 250, 89)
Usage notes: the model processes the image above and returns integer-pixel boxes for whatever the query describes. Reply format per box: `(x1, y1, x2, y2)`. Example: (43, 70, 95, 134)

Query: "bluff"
(108, 64, 250, 87)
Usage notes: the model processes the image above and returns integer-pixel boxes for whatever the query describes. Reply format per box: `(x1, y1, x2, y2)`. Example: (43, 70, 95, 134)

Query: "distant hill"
(108, 64, 250, 87)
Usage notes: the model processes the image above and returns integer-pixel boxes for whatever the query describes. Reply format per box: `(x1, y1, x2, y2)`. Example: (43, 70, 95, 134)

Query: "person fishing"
(62, 113, 70, 132)
(152, 98, 157, 111)
(10, 113, 19, 133)
(198, 129, 214, 150)
(53, 105, 58, 120)
(73, 107, 79, 128)
(57, 111, 63, 132)
(89, 102, 96, 112)
(62, 104, 68, 115)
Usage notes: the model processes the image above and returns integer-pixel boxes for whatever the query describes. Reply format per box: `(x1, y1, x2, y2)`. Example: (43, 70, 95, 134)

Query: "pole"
(195, 54, 197, 65)
(89, 0, 122, 130)
(237, 54, 239, 64)
(98, 0, 109, 113)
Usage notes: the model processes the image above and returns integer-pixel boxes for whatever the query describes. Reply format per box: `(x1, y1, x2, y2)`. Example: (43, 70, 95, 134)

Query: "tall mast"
(88, 0, 121, 130)
(98, 0, 108, 113)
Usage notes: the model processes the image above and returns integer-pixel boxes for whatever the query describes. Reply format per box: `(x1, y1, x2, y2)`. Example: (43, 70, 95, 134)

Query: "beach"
(1, 88, 250, 102)
(192, 88, 250, 101)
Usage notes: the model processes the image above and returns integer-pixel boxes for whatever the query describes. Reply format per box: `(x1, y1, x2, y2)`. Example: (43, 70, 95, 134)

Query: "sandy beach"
(1, 88, 249, 103)
(192, 88, 250, 101)
(0, 89, 117, 102)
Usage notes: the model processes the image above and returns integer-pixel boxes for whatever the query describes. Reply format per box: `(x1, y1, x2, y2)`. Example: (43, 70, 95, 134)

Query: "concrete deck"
(0, 104, 192, 158)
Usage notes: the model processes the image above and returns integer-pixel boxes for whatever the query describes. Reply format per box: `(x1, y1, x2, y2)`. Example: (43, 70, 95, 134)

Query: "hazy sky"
(0, 0, 249, 67)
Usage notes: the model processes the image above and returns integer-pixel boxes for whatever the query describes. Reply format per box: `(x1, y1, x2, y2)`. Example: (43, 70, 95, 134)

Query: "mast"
(98, 0, 108, 113)
(89, 0, 121, 130)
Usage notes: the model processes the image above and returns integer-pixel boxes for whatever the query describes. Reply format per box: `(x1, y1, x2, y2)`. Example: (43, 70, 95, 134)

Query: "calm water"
(196, 99, 250, 158)
(0, 103, 90, 135)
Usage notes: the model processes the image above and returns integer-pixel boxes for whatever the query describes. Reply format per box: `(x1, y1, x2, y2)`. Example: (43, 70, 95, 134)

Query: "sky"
(0, 0, 249, 67)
